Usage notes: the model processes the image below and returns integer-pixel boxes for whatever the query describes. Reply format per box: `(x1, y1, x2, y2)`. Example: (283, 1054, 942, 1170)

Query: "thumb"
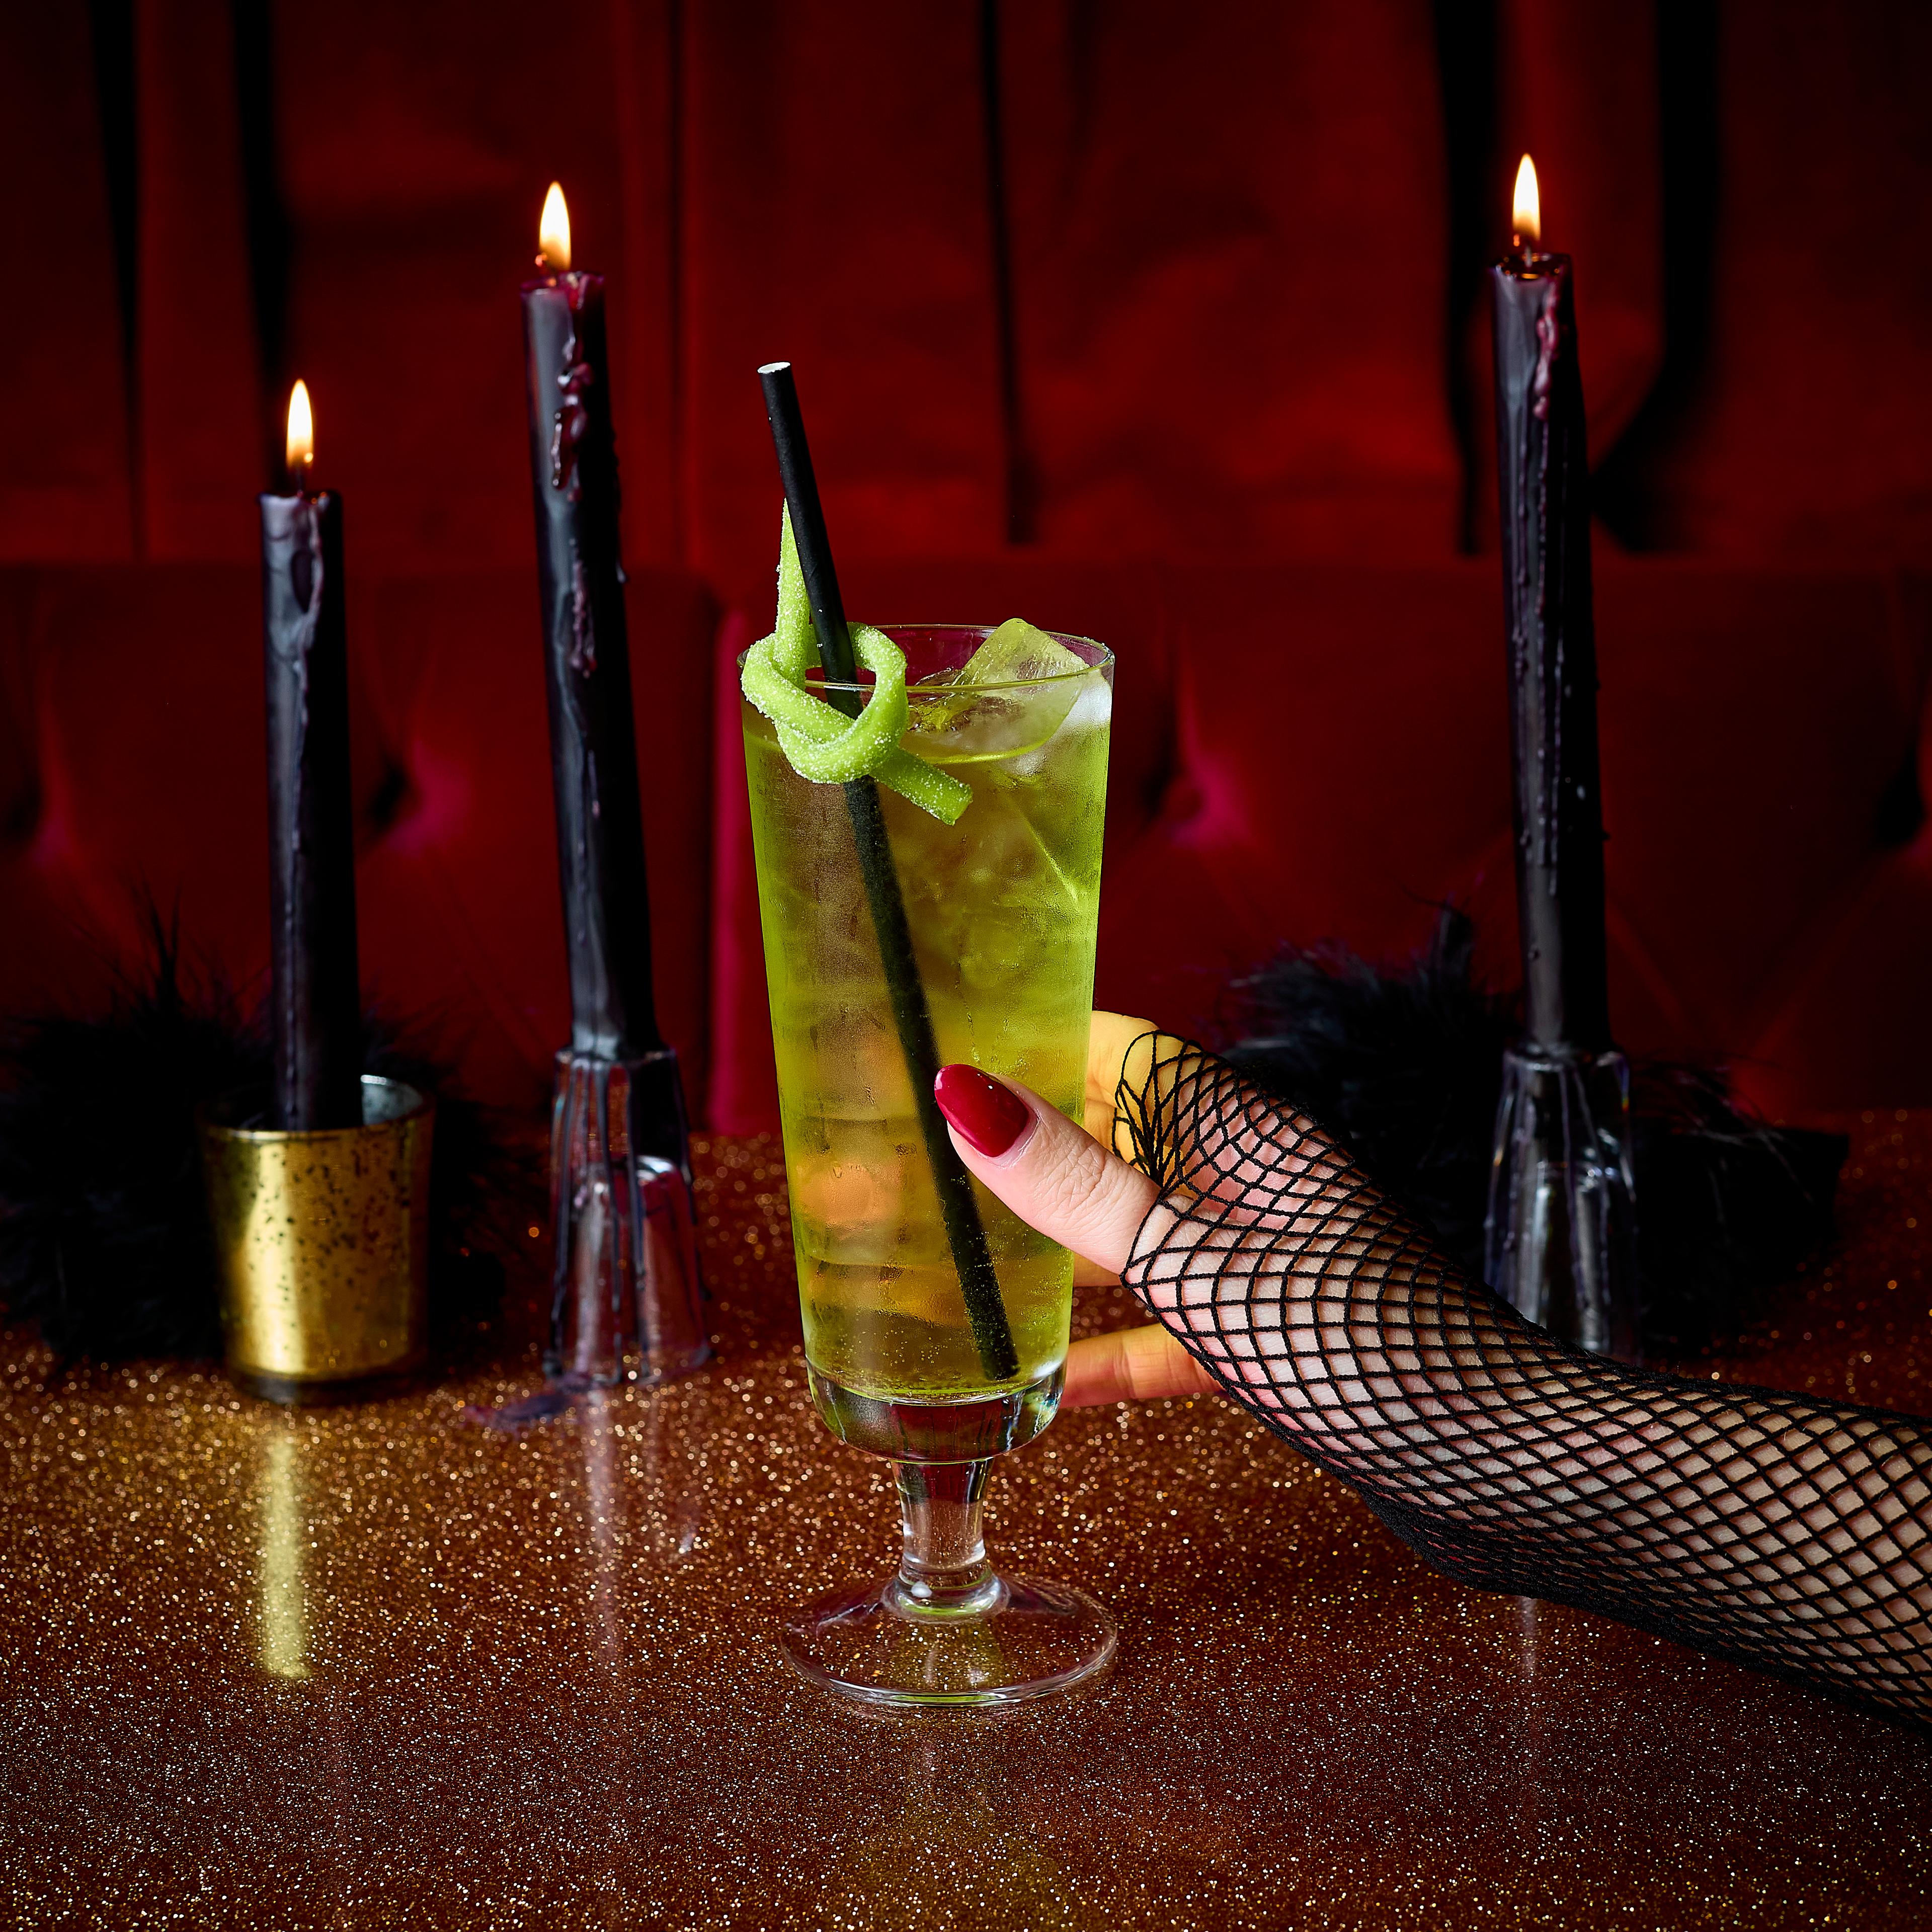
(933, 1064, 1158, 1277)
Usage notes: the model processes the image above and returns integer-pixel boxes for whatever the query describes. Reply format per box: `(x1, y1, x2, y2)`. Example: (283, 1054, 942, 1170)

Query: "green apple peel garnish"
(740, 508, 973, 824)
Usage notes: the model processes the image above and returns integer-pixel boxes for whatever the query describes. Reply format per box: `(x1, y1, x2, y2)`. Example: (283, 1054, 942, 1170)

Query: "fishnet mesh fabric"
(1113, 1035, 1932, 1731)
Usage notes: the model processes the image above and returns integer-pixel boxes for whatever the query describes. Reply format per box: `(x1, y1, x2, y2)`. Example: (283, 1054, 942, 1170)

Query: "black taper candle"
(758, 361, 1019, 1383)
(259, 465, 363, 1132)
(1490, 235, 1612, 1052)
(521, 262, 664, 1066)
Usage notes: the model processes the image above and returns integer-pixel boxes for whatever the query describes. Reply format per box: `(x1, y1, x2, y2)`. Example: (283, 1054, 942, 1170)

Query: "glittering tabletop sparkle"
(4, 1122, 1931, 1928)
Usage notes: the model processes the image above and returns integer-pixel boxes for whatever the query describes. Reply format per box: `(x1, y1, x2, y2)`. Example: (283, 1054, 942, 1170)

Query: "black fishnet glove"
(1114, 1035, 1932, 1731)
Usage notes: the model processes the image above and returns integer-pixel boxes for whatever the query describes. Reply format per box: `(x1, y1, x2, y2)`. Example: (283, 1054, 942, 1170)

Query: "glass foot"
(779, 1570, 1116, 1710)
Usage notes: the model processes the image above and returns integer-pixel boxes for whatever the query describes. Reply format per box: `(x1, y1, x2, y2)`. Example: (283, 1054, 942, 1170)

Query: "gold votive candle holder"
(200, 1076, 434, 1404)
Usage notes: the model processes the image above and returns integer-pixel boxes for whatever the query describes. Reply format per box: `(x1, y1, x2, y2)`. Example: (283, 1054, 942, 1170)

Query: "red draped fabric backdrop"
(2, 2, 1929, 1124)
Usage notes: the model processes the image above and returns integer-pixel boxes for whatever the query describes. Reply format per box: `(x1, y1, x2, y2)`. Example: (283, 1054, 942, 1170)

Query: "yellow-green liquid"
(745, 664, 1110, 1401)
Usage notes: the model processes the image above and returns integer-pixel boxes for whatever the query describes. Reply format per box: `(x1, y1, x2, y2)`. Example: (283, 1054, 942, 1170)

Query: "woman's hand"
(933, 1013, 1217, 1408)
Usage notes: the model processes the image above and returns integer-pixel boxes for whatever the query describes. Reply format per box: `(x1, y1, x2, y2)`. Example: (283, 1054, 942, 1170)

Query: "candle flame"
(538, 182, 571, 272)
(285, 380, 314, 483)
(1512, 154, 1541, 251)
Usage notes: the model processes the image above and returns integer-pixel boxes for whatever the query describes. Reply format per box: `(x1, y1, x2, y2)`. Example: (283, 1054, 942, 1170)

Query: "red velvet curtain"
(5, 2, 1925, 577)
(0, 12, 134, 561)
(1633, 1, 1932, 559)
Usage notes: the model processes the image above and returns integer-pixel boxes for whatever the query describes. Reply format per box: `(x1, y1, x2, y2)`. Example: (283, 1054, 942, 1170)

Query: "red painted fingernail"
(933, 1065, 1032, 1158)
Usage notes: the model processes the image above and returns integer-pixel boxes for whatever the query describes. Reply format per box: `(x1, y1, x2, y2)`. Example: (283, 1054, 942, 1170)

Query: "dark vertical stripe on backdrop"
(1592, 0, 1721, 550)
(669, 0, 689, 562)
(979, 0, 1033, 545)
(88, 0, 141, 553)
(230, 0, 290, 492)
(1431, 0, 1497, 556)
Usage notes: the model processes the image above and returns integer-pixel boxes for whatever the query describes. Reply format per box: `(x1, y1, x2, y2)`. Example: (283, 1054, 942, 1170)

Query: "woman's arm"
(935, 1029, 1932, 1731)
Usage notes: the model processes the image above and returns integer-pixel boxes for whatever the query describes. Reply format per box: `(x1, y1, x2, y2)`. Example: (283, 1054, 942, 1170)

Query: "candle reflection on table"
(644, 1388, 701, 1561)
(578, 1388, 704, 1659)
(258, 1430, 309, 1680)
(1516, 1594, 1547, 1858)
(581, 1389, 629, 1675)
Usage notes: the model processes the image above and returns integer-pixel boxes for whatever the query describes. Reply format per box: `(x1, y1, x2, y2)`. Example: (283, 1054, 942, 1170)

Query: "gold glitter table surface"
(4, 1119, 1931, 1930)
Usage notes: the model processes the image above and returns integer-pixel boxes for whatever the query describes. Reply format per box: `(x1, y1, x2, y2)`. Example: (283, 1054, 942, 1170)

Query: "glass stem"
(884, 1460, 1004, 1619)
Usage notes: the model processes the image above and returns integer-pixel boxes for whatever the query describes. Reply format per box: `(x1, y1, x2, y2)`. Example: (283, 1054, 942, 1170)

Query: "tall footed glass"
(745, 624, 1115, 1708)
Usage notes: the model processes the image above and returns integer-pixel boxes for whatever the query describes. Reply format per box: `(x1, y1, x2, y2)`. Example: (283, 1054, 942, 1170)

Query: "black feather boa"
(1223, 910, 1846, 1352)
(0, 916, 533, 1364)
(0, 909, 1842, 1364)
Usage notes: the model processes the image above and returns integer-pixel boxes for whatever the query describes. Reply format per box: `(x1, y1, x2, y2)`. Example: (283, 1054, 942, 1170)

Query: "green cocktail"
(746, 624, 1110, 1402)
(744, 609, 1117, 1707)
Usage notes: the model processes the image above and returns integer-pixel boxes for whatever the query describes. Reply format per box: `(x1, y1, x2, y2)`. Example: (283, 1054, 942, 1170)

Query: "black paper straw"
(758, 361, 1018, 1383)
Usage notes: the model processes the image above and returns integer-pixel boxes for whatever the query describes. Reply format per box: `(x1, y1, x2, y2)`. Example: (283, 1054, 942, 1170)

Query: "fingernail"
(933, 1065, 1032, 1158)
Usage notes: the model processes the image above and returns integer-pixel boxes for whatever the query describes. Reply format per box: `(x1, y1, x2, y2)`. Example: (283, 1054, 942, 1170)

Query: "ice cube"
(958, 619, 1090, 687)
(907, 620, 1094, 762)
(1001, 672, 1113, 779)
